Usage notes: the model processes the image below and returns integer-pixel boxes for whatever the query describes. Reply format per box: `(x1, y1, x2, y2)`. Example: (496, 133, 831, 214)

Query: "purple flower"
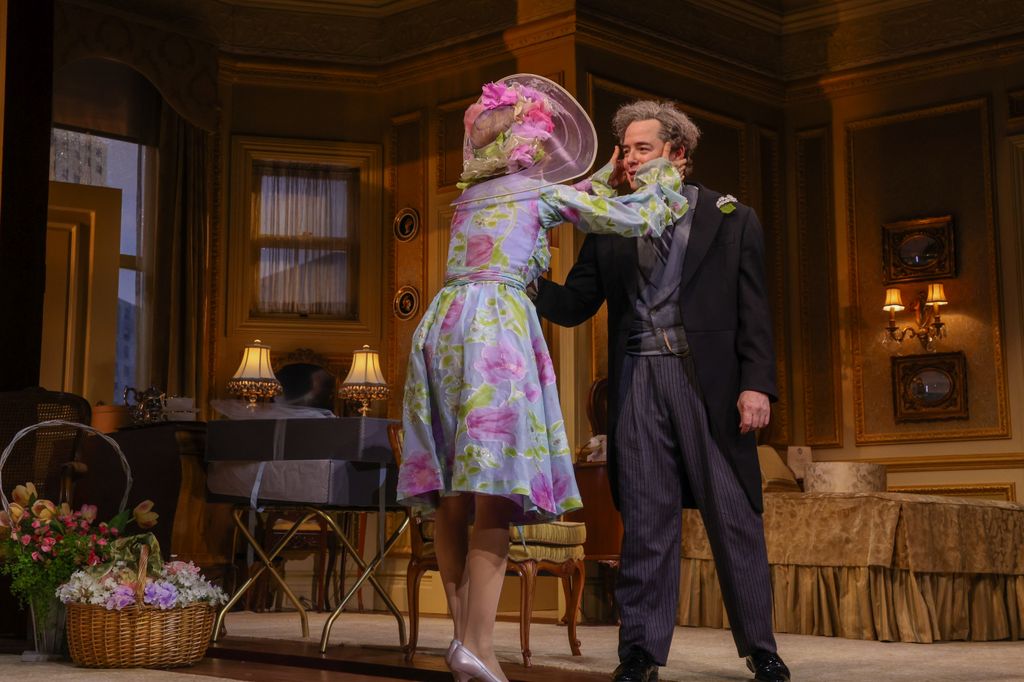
(105, 584, 137, 610)
(480, 82, 518, 109)
(465, 235, 494, 267)
(441, 294, 466, 332)
(532, 337, 556, 386)
(144, 581, 178, 609)
(466, 406, 519, 445)
(474, 341, 527, 383)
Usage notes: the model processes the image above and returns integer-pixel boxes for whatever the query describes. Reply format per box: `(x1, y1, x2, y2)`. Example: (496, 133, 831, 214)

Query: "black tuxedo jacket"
(534, 183, 777, 513)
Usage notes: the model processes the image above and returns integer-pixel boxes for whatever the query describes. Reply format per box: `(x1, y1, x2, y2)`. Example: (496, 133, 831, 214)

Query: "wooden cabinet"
(564, 461, 622, 561)
(73, 422, 235, 570)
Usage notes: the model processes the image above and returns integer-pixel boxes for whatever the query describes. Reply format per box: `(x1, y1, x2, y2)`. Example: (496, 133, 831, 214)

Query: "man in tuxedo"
(533, 100, 790, 682)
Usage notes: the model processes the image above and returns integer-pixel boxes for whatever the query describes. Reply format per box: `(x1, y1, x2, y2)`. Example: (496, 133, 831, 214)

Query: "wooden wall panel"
(387, 111, 427, 416)
(847, 100, 1008, 443)
(756, 128, 790, 446)
(795, 127, 842, 447)
(436, 96, 476, 192)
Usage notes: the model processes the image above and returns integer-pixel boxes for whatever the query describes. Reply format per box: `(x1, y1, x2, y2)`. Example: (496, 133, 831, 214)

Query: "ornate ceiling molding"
(220, 11, 579, 91)
(217, 0, 436, 18)
(70, 0, 1024, 106)
(786, 34, 1024, 103)
(55, 0, 220, 131)
(575, 14, 785, 105)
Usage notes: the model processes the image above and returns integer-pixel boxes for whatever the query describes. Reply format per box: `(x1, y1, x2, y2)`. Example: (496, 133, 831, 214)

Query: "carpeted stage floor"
(2, 611, 1021, 681)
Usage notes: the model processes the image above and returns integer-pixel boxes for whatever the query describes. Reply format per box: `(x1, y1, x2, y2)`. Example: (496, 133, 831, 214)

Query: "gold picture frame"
(891, 351, 968, 423)
(882, 215, 956, 284)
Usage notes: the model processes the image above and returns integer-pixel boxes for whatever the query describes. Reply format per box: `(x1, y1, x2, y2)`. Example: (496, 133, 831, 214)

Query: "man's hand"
(671, 154, 686, 182)
(607, 145, 627, 188)
(737, 390, 770, 434)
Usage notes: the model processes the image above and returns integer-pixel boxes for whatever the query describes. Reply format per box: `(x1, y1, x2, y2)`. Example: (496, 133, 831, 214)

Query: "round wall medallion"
(393, 285, 420, 320)
(393, 207, 420, 242)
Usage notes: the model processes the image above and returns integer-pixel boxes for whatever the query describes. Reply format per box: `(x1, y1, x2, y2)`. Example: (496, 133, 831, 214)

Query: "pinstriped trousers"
(615, 354, 777, 664)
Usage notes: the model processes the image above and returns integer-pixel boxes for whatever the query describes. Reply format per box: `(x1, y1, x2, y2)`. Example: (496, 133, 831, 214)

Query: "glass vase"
(23, 597, 67, 662)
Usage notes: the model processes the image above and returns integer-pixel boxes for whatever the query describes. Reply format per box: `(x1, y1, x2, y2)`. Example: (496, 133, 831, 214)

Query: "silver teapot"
(123, 385, 166, 425)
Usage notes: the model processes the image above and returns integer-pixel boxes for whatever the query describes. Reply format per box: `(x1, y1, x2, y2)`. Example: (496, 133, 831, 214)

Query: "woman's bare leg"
(460, 494, 518, 682)
(433, 493, 473, 643)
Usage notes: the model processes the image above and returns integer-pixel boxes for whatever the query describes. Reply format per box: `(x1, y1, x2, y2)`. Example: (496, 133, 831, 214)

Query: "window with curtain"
(228, 136, 382, 339)
(250, 161, 358, 319)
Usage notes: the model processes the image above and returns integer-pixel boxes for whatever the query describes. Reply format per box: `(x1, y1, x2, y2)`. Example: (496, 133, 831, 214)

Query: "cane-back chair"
(0, 387, 91, 504)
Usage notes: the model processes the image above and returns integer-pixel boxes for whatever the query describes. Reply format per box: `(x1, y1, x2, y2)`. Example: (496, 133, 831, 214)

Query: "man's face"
(620, 118, 684, 189)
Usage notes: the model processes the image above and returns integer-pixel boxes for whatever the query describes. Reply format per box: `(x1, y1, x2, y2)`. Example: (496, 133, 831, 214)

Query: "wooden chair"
(388, 424, 585, 667)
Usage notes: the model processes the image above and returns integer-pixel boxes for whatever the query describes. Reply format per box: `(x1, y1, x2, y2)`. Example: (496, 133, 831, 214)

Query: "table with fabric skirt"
(678, 491, 1024, 642)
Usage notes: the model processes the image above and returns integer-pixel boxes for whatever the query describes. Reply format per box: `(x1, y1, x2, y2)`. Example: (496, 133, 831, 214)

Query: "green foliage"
(0, 484, 156, 617)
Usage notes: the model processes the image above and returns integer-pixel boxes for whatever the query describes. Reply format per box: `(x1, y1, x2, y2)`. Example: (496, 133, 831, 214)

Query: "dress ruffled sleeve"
(538, 158, 688, 237)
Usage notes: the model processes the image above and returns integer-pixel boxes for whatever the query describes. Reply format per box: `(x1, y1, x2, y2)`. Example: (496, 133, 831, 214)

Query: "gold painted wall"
(787, 47, 1024, 501)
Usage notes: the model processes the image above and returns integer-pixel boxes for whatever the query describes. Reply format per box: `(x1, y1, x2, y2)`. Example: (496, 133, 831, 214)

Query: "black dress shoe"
(612, 647, 659, 682)
(746, 650, 790, 682)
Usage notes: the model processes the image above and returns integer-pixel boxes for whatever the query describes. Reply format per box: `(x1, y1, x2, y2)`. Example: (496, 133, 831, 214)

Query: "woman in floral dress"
(397, 74, 685, 682)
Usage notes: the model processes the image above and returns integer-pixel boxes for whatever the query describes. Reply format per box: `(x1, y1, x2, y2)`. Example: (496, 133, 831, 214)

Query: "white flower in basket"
(57, 541, 227, 611)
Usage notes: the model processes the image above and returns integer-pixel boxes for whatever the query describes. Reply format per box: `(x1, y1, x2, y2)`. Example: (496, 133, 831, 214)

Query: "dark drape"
(150, 103, 211, 403)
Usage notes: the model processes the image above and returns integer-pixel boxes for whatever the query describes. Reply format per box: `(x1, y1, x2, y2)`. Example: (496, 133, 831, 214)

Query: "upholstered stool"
(803, 461, 887, 493)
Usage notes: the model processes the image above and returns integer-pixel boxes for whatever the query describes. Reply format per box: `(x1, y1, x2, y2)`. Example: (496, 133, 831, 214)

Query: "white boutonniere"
(716, 194, 738, 214)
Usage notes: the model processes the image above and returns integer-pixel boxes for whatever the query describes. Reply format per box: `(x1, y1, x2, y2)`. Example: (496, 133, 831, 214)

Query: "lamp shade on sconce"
(226, 339, 282, 406)
(926, 283, 948, 306)
(883, 288, 905, 312)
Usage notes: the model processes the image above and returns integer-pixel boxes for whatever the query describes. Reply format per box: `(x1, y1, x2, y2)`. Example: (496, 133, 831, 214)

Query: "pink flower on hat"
(480, 82, 518, 109)
(507, 144, 536, 171)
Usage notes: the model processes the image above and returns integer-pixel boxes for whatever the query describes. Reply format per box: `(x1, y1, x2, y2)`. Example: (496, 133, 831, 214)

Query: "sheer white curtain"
(252, 163, 355, 317)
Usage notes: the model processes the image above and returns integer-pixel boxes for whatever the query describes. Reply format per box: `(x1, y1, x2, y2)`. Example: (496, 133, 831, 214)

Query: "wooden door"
(42, 181, 121, 405)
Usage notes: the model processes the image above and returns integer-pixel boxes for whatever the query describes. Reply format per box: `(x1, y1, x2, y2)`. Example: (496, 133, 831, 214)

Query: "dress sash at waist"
(443, 271, 526, 291)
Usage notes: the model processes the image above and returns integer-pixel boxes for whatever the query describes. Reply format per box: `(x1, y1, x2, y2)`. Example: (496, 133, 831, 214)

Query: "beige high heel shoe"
(448, 643, 503, 682)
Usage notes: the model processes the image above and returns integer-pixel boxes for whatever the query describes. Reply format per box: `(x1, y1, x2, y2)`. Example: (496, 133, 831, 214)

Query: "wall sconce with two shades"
(882, 283, 949, 351)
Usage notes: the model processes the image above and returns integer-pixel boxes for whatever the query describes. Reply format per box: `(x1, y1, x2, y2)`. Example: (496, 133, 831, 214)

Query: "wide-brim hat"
(454, 73, 598, 205)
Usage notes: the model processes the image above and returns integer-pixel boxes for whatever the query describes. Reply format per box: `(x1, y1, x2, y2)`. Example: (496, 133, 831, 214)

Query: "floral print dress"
(398, 159, 686, 523)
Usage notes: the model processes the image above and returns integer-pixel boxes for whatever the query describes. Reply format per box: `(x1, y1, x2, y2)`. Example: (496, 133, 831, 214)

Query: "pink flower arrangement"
(460, 80, 557, 186)
(0, 481, 159, 614)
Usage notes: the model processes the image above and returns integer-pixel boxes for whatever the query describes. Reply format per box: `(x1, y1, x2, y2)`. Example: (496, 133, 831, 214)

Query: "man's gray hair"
(612, 100, 701, 173)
